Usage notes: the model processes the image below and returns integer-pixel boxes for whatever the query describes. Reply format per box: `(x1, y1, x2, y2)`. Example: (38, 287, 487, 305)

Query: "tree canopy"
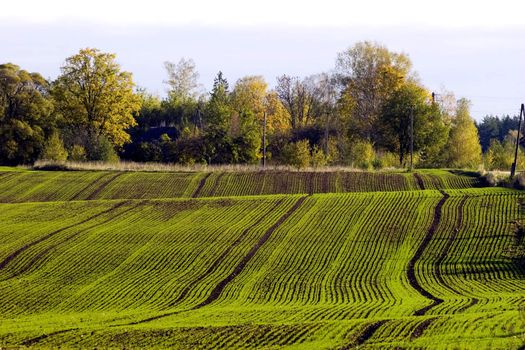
(0, 63, 54, 164)
(0, 43, 490, 169)
(53, 48, 141, 149)
(446, 99, 483, 168)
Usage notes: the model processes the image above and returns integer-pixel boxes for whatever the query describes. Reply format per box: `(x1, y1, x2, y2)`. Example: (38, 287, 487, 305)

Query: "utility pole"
(324, 112, 329, 154)
(511, 104, 525, 178)
(409, 107, 414, 172)
(262, 111, 267, 168)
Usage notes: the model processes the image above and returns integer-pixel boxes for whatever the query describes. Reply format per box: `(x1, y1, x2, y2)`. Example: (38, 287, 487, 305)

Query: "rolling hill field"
(0, 167, 523, 349)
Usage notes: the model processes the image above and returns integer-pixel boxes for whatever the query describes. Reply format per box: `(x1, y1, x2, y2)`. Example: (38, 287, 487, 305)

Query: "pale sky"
(2, 0, 525, 119)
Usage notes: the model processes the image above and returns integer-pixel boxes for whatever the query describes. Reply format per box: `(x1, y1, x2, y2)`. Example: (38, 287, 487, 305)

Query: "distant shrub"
(325, 137, 340, 165)
(349, 140, 375, 170)
(311, 145, 328, 168)
(282, 139, 311, 169)
(40, 132, 68, 161)
(486, 139, 513, 170)
(371, 158, 383, 170)
(69, 145, 87, 162)
(87, 135, 119, 163)
(374, 151, 399, 169)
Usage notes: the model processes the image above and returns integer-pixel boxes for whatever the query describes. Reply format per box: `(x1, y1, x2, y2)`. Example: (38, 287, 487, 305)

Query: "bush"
(87, 135, 119, 163)
(325, 137, 340, 165)
(282, 139, 311, 169)
(486, 139, 513, 170)
(69, 145, 87, 161)
(40, 132, 68, 161)
(349, 140, 375, 170)
(311, 145, 328, 168)
(375, 151, 400, 169)
(372, 158, 383, 170)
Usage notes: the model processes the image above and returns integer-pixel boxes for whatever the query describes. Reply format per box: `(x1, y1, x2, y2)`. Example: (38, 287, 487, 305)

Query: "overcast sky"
(2, 0, 525, 120)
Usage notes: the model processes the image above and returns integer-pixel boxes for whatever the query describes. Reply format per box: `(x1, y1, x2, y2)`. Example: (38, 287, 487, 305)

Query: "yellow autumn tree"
(446, 98, 482, 168)
(53, 48, 141, 149)
(264, 91, 291, 133)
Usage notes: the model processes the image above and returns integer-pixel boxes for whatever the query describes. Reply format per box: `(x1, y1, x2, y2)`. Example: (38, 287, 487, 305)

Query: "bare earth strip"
(191, 173, 212, 198)
(408, 190, 449, 316)
(340, 320, 389, 349)
(167, 199, 284, 307)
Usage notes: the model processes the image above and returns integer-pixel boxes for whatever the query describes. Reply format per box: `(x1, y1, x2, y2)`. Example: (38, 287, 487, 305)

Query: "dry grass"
(32, 160, 405, 173)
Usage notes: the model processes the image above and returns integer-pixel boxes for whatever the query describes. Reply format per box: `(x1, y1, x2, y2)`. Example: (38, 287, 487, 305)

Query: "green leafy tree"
(446, 98, 482, 168)
(204, 71, 231, 131)
(135, 88, 163, 128)
(336, 41, 412, 142)
(378, 82, 449, 167)
(349, 139, 375, 169)
(0, 63, 54, 164)
(282, 139, 311, 169)
(40, 132, 68, 161)
(486, 130, 525, 170)
(53, 48, 141, 150)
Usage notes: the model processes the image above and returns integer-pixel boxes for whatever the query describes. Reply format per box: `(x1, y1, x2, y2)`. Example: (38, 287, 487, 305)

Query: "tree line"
(1, 41, 513, 170)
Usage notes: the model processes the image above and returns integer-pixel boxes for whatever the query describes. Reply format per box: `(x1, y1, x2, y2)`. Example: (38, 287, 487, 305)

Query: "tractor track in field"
(340, 320, 388, 349)
(123, 195, 309, 326)
(405, 196, 469, 337)
(414, 173, 425, 190)
(439, 196, 480, 314)
(167, 199, 284, 307)
(191, 173, 211, 198)
(20, 328, 79, 347)
(408, 190, 449, 316)
(457, 297, 479, 313)
(410, 317, 438, 340)
(85, 172, 124, 200)
(191, 195, 308, 309)
(70, 174, 121, 201)
(7, 202, 141, 280)
(208, 173, 224, 197)
(434, 196, 468, 296)
(70, 173, 114, 201)
(0, 172, 16, 183)
(307, 173, 314, 195)
(0, 201, 129, 275)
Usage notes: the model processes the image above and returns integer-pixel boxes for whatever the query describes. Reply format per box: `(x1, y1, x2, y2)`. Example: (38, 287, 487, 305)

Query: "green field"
(0, 168, 524, 349)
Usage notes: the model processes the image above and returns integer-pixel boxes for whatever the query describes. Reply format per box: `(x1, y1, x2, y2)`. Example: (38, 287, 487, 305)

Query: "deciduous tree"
(0, 63, 54, 164)
(163, 58, 201, 102)
(335, 41, 412, 142)
(446, 98, 482, 168)
(53, 48, 141, 149)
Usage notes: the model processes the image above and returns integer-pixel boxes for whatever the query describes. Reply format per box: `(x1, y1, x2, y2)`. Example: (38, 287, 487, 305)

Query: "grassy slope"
(0, 169, 523, 349)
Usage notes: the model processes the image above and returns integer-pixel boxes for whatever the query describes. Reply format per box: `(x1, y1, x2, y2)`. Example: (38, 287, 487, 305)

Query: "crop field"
(0, 167, 524, 349)
(0, 168, 480, 202)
